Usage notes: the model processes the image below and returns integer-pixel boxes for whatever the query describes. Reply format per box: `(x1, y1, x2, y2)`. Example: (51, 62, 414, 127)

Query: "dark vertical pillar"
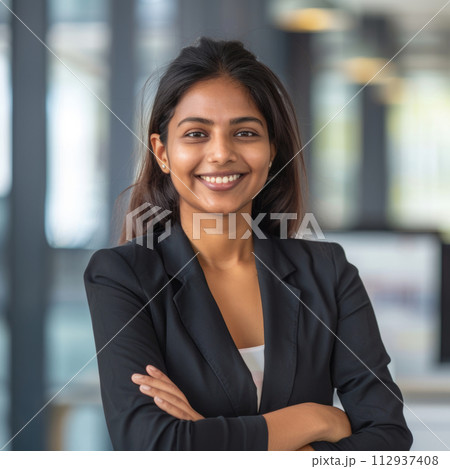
(358, 15, 393, 228)
(285, 32, 315, 204)
(7, 0, 49, 450)
(360, 84, 387, 227)
(286, 32, 314, 153)
(108, 0, 136, 246)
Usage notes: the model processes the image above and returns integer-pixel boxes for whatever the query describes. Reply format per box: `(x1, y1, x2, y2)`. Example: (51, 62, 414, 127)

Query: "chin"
(199, 205, 246, 218)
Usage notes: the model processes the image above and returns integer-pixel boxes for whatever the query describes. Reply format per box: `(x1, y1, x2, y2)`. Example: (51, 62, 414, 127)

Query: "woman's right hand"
(263, 401, 351, 450)
(306, 402, 352, 443)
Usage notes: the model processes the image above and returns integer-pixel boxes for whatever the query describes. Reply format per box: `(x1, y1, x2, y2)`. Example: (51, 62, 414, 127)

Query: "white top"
(237, 344, 265, 411)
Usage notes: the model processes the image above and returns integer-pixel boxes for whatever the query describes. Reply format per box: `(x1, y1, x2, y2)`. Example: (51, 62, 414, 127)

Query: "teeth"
(199, 174, 241, 183)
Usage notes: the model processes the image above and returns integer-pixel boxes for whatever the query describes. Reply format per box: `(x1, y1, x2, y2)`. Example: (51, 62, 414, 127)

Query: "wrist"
(262, 403, 324, 450)
(297, 402, 329, 442)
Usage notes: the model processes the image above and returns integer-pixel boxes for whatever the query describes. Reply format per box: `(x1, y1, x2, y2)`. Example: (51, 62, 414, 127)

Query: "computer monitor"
(441, 244, 450, 363)
(321, 230, 444, 376)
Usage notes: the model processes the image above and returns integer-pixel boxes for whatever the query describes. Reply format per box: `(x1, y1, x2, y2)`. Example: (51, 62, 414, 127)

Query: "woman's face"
(151, 76, 276, 221)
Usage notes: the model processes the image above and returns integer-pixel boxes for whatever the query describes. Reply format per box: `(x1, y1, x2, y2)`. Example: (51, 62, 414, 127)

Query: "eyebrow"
(177, 116, 264, 128)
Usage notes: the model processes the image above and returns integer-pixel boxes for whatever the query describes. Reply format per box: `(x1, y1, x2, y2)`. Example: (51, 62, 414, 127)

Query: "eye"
(235, 130, 259, 137)
(185, 131, 207, 138)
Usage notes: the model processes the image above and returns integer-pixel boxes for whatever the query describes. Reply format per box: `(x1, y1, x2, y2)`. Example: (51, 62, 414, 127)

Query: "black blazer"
(83, 221, 413, 451)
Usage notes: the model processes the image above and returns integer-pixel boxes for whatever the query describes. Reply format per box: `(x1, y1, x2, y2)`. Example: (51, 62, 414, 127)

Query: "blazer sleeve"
(83, 248, 268, 450)
(310, 242, 413, 451)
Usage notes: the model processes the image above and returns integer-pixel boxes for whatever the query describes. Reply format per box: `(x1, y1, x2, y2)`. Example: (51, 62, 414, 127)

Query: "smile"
(196, 173, 247, 191)
(200, 174, 241, 183)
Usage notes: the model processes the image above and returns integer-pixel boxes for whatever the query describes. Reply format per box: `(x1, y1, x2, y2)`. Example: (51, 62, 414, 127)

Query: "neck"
(179, 205, 255, 270)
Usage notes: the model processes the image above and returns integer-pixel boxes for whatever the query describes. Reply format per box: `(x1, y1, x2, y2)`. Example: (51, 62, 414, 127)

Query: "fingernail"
(154, 396, 163, 403)
(140, 385, 151, 391)
(132, 374, 142, 379)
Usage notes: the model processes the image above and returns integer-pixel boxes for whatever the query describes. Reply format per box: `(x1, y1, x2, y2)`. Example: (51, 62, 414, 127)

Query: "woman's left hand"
(131, 365, 205, 421)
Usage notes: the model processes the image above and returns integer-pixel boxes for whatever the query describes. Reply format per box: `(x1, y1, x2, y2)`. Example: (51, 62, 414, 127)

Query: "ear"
(270, 142, 277, 161)
(150, 134, 169, 172)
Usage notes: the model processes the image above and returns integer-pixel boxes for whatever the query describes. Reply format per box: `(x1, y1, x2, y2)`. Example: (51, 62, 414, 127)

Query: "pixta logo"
(125, 203, 171, 249)
(191, 212, 325, 240)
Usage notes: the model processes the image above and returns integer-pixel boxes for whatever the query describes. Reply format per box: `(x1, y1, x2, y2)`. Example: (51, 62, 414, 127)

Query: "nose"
(206, 133, 237, 164)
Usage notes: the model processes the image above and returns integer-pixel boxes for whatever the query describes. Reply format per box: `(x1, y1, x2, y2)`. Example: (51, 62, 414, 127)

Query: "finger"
(137, 383, 205, 421)
(146, 365, 174, 385)
(140, 384, 187, 409)
(153, 395, 200, 421)
(139, 385, 198, 420)
(131, 373, 190, 405)
(142, 365, 184, 394)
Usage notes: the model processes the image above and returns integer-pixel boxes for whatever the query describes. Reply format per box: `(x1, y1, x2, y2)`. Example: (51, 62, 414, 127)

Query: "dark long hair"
(116, 36, 308, 245)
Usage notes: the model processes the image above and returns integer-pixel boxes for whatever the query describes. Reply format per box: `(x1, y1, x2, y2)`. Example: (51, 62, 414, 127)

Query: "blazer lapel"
(158, 221, 302, 416)
(252, 232, 301, 414)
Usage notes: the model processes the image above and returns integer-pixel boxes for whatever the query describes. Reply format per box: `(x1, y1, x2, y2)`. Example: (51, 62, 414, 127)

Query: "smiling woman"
(83, 37, 413, 451)
(117, 37, 306, 242)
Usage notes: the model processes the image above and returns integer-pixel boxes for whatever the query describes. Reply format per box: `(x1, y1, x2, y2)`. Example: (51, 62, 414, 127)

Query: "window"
(46, 0, 110, 248)
(388, 72, 450, 232)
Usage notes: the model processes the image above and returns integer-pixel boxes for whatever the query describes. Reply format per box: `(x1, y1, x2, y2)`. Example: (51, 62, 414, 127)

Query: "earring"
(268, 161, 272, 168)
(162, 164, 166, 169)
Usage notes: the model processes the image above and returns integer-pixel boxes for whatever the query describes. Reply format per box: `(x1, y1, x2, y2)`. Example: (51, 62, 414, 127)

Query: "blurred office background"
(0, 0, 450, 450)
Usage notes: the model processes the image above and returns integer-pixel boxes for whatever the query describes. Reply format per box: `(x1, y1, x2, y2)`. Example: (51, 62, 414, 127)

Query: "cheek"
(246, 145, 272, 171)
(169, 146, 200, 174)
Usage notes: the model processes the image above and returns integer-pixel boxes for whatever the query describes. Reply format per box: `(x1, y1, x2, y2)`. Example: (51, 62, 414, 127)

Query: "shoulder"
(85, 238, 158, 269)
(275, 236, 348, 269)
(268, 236, 356, 293)
(83, 238, 166, 291)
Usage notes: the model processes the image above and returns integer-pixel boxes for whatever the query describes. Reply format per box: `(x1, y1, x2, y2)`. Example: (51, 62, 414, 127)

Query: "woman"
(84, 37, 413, 451)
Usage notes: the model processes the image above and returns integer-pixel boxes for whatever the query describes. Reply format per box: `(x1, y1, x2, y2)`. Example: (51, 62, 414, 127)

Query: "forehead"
(172, 76, 264, 122)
